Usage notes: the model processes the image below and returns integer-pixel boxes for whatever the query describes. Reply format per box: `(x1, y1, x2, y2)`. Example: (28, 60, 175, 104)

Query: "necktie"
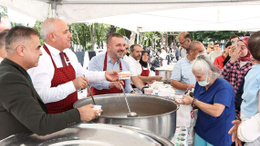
(59, 52, 67, 67)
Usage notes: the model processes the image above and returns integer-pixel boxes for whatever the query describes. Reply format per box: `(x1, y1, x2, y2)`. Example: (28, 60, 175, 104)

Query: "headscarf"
(139, 50, 149, 68)
(238, 36, 251, 61)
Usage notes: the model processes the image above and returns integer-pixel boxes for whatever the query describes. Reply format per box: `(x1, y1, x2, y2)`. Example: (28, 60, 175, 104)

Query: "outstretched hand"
(105, 70, 120, 82)
(228, 120, 242, 146)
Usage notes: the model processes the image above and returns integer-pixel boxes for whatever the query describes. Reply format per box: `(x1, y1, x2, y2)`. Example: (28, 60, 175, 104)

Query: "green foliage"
(116, 27, 126, 36)
(189, 31, 237, 43)
(140, 32, 162, 48)
(0, 6, 8, 17)
(94, 23, 110, 48)
(69, 23, 90, 50)
(68, 23, 110, 51)
(33, 20, 44, 44)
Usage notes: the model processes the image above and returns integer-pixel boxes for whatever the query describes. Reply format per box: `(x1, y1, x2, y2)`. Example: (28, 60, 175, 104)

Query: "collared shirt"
(170, 56, 196, 95)
(88, 52, 133, 93)
(128, 55, 142, 76)
(221, 60, 252, 94)
(208, 51, 222, 63)
(27, 43, 106, 104)
(180, 48, 187, 58)
(241, 64, 260, 117)
(0, 57, 3, 63)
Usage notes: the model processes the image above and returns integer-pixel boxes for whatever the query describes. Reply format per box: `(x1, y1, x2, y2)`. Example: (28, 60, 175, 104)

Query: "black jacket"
(0, 59, 80, 140)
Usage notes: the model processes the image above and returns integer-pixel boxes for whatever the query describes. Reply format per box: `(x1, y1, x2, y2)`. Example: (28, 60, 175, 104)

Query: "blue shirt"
(194, 78, 235, 146)
(88, 53, 133, 93)
(241, 64, 260, 117)
(170, 56, 196, 95)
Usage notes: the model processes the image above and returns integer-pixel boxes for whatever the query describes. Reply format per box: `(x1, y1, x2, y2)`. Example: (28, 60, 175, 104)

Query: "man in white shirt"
(208, 43, 222, 63)
(128, 44, 162, 92)
(28, 18, 118, 114)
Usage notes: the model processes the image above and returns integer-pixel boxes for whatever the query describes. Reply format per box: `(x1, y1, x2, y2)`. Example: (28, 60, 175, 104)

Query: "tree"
(33, 20, 44, 44)
(189, 31, 238, 42)
(0, 6, 8, 17)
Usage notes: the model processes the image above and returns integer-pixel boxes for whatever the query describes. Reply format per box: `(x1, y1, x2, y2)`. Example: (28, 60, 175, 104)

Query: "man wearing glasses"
(171, 41, 205, 95)
(178, 32, 192, 59)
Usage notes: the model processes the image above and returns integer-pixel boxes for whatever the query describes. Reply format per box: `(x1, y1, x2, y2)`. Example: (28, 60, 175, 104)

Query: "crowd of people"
(0, 17, 259, 146)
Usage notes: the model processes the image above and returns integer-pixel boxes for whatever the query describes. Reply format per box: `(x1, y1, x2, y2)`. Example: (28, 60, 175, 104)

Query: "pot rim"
(74, 93, 180, 119)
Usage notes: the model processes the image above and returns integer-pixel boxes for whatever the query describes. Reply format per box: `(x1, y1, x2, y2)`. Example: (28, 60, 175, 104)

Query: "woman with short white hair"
(181, 55, 235, 146)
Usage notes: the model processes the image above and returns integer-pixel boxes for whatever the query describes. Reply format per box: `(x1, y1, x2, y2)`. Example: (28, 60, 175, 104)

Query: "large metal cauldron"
(74, 93, 179, 140)
(0, 124, 174, 146)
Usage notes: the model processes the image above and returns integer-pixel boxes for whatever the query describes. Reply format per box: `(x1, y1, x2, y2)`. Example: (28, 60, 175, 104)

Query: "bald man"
(28, 18, 119, 114)
(171, 41, 205, 95)
(178, 32, 192, 58)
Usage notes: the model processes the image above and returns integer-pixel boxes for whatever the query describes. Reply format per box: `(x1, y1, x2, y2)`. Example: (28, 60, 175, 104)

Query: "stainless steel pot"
(0, 124, 174, 146)
(155, 69, 172, 82)
(74, 93, 179, 140)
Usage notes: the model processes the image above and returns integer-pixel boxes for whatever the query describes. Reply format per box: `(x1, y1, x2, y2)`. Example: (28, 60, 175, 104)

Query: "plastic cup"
(93, 105, 102, 116)
(119, 71, 131, 80)
(144, 88, 153, 95)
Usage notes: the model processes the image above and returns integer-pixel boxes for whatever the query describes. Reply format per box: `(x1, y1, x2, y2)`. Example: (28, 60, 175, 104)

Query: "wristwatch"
(192, 98, 198, 108)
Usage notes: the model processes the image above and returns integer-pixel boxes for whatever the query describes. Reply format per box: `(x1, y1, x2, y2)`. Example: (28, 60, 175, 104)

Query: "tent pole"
(50, 0, 58, 18)
(137, 27, 142, 44)
(137, 33, 139, 44)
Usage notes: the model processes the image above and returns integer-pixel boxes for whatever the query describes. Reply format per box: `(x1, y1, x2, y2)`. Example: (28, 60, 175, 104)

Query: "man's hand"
(153, 76, 162, 81)
(228, 120, 242, 146)
(109, 81, 124, 90)
(105, 70, 120, 82)
(73, 76, 89, 90)
(77, 104, 99, 122)
(146, 80, 155, 84)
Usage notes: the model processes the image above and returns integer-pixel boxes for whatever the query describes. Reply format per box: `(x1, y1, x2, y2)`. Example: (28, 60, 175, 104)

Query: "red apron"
(90, 52, 125, 95)
(43, 45, 77, 114)
(140, 66, 150, 76)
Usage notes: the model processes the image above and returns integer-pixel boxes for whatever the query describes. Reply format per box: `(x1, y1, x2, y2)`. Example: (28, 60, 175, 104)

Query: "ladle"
(87, 85, 96, 105)
(120, 83, 138, 117)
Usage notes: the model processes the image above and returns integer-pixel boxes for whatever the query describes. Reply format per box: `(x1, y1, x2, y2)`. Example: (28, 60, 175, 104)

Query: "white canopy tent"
(1, 0, 260, 32)
(87, 3, 260, 32)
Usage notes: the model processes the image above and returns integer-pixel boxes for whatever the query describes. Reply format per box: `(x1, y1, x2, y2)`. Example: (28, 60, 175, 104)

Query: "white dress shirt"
(0, 57, 3, 63)
(128, 55, 142, 76)
(27, 43, 106, 103)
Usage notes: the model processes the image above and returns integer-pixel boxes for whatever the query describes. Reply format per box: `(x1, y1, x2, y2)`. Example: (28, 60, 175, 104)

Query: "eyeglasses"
(179, 39, 188, 45)
(197, 55, 205, 60)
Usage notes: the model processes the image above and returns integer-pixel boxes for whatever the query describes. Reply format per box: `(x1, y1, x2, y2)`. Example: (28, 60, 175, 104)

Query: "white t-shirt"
(127, 55, 142, 76)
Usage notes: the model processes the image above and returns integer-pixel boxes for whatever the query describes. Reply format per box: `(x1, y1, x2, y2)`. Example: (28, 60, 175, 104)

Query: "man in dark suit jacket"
(0, 26, 100, 140)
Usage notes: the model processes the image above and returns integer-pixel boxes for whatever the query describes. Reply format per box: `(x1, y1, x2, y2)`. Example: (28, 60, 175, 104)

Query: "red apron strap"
(43, 44, 57, 69)
(104, 52, 122, 71)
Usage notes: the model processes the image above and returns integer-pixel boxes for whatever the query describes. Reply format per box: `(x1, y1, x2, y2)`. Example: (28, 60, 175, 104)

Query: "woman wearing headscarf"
(180, 55, 235, 146)
(221, 37, 252, 95)
(139, 50, 151, 77)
